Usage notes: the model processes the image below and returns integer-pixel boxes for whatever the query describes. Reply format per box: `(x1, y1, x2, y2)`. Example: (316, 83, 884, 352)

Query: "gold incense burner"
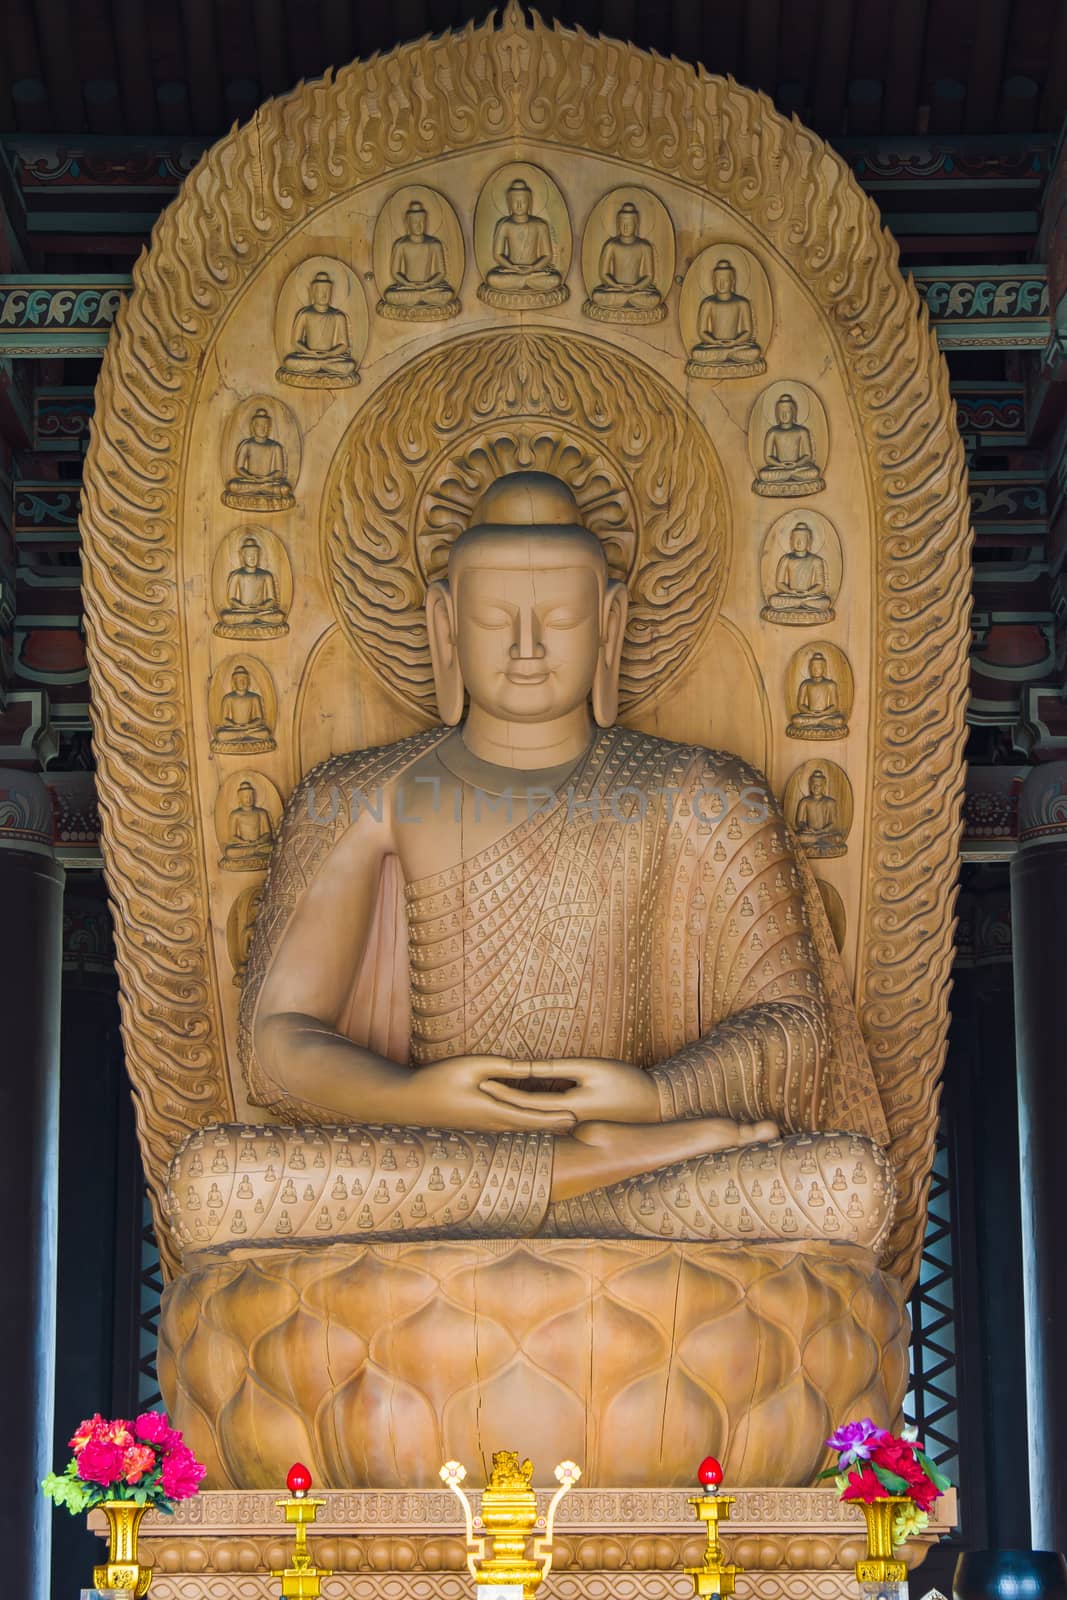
(270, 1464, 333, 1600)
(440, 1450, 581, 1599)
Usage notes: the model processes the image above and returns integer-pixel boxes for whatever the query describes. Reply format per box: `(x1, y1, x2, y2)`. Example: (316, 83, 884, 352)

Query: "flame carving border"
(325, 329, 727, 717)
(79, 3, 971, 1287)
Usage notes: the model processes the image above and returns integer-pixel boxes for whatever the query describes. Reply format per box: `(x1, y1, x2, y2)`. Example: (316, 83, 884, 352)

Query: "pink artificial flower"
(160, 1444, 206, 1501)
(122, 1445, 158, 1485)
(69, 1414, 106, 1454)
(135, 1412, 176, 1448)
(76, 1439, 126, 1486)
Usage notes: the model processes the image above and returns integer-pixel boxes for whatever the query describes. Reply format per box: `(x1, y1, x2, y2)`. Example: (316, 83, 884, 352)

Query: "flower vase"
(92, 1499, 152, 1597)
(854, 1496, 911, 1587)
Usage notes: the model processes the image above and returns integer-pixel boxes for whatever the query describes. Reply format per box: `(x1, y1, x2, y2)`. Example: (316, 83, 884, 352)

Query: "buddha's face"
(237, 786, 255, 810)
(810, 772, 827, 798)
(311, 279, 333, 308)
(451, 534, 604, 723)
(508, 186, 531, 219)
(241, 543, 259, 569)
(713, 267, 735, 296)
(776, 397, 798, 427)
(251, 414, 270, 440)
(618, 208, 639, 239)
(790, 526, 812, 555)
(408, 208, 427, 238)
(233, 668, 250, 693)
(810, 656, 826, 680)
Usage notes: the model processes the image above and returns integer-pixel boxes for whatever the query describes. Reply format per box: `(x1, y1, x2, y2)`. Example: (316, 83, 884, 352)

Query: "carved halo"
(324, 329, 730, 716)
(79, 6, 971, 1288)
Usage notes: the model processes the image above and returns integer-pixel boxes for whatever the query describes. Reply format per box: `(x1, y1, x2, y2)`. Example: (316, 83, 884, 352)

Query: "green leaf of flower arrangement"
(42, 1471, 93, 1515)
(871, 1465, 911, 1495)
(916, 1451, 952, 1491)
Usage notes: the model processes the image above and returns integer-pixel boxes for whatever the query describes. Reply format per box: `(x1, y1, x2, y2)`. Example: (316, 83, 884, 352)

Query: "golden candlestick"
(684, 1459, 742, 1600)
(440, 1450, 581, 1599)
(271, 1465, 332, 1600)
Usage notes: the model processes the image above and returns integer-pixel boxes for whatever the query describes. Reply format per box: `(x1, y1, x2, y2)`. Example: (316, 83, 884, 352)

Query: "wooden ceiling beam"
(253, 0, 289, 98)
(2, 0, 45, 133)
(811, 0, 854, 134)
(319, 0, 355, 73)
(965, 0, 1011, 134)
(698, 0, 742, 82)
(669, 0, 701, 74)
(33, 0, 86, 131)
(110, 0, 159, 133)
(1038, 2, 1067, 131)
(776, 0, 820, 122)
(179, 0, 224, 133)
(883, 0, 928, 133)
(77, 0, 126, 135)
(741, 0, 780, 96)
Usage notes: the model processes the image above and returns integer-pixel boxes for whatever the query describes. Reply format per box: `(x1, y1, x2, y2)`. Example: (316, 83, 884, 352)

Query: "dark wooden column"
(0, 772, 64, 1600)
(1011, 763, 1067, 1553)
(49, 882, 131, 1600)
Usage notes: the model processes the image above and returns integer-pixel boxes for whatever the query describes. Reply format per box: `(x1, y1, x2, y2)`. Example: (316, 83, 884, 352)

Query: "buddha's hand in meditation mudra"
(474, 1055, 778, 1200)
(168, 472, 893, 1259)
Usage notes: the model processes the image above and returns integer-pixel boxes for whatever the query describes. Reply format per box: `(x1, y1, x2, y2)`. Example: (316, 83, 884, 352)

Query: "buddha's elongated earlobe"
(427, 581, 465, 725)
(592, 580, 628, 728)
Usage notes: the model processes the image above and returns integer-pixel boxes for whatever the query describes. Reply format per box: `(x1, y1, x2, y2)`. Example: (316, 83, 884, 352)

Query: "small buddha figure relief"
(377, 198, 460, 321)
(751, 387, 827, 497)
(476, 170, 569, 310)
(276, 270, 359, 388)
(761, 517, 838, 625)
(789, 765, 850, 858)
(210, 662, 276, 754)
(583, 201, 666, 324)
(215, 534, 288, 639)
(221, 407, 295, 513)
(786, 649, 851, 741)
(220, 783, 275, 871)
(687, 257, 766, 378)
(228, 884, 266, 985)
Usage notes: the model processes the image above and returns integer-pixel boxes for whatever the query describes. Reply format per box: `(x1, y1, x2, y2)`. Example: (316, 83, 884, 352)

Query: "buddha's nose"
(509, 610, 546, 660)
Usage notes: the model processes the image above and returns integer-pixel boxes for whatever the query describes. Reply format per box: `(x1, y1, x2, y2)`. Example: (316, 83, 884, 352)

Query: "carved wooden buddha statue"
(479, 181, 567, 308)
(169, 472, 891, 1254)
(379, 200, 460, 318)
(689, 258, 766, 375)
(753, 395, 826, 496)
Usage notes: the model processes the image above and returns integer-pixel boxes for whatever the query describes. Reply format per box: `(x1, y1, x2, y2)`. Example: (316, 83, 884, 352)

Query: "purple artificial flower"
(826, 1419, 887, 1464)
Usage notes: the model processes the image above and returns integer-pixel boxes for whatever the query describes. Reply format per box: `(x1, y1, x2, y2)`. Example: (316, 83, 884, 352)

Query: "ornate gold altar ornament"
(270, 1463, 332, 1600)
(440, 1452, 581, 1599)
(92, 1501, 152, 1597)
(685, 1457, 742, 1600)
(854, 1497, 910, 1591)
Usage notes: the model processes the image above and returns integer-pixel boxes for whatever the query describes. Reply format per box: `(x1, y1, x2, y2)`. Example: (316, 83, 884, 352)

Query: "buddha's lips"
(505, 670, 550, 685)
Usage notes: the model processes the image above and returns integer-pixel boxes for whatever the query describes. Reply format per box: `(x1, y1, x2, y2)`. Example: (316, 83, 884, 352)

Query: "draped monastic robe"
(200, 726, 893, 1257)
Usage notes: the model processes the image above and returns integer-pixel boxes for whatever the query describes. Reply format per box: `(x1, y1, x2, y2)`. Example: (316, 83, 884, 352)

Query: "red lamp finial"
(287, 1462, 312, 1496)
(697, 1455, 723, 1490)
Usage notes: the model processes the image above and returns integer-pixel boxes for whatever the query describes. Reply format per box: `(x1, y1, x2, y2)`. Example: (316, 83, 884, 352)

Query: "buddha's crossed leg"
(166, 1120, 893, 1260)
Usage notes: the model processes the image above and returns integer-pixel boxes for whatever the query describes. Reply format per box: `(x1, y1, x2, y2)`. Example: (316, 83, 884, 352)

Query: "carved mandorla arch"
(79, 2, 971, 1294)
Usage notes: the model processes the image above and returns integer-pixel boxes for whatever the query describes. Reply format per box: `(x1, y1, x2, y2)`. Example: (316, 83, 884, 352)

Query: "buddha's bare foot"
(550, 1115, 779, 1202)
